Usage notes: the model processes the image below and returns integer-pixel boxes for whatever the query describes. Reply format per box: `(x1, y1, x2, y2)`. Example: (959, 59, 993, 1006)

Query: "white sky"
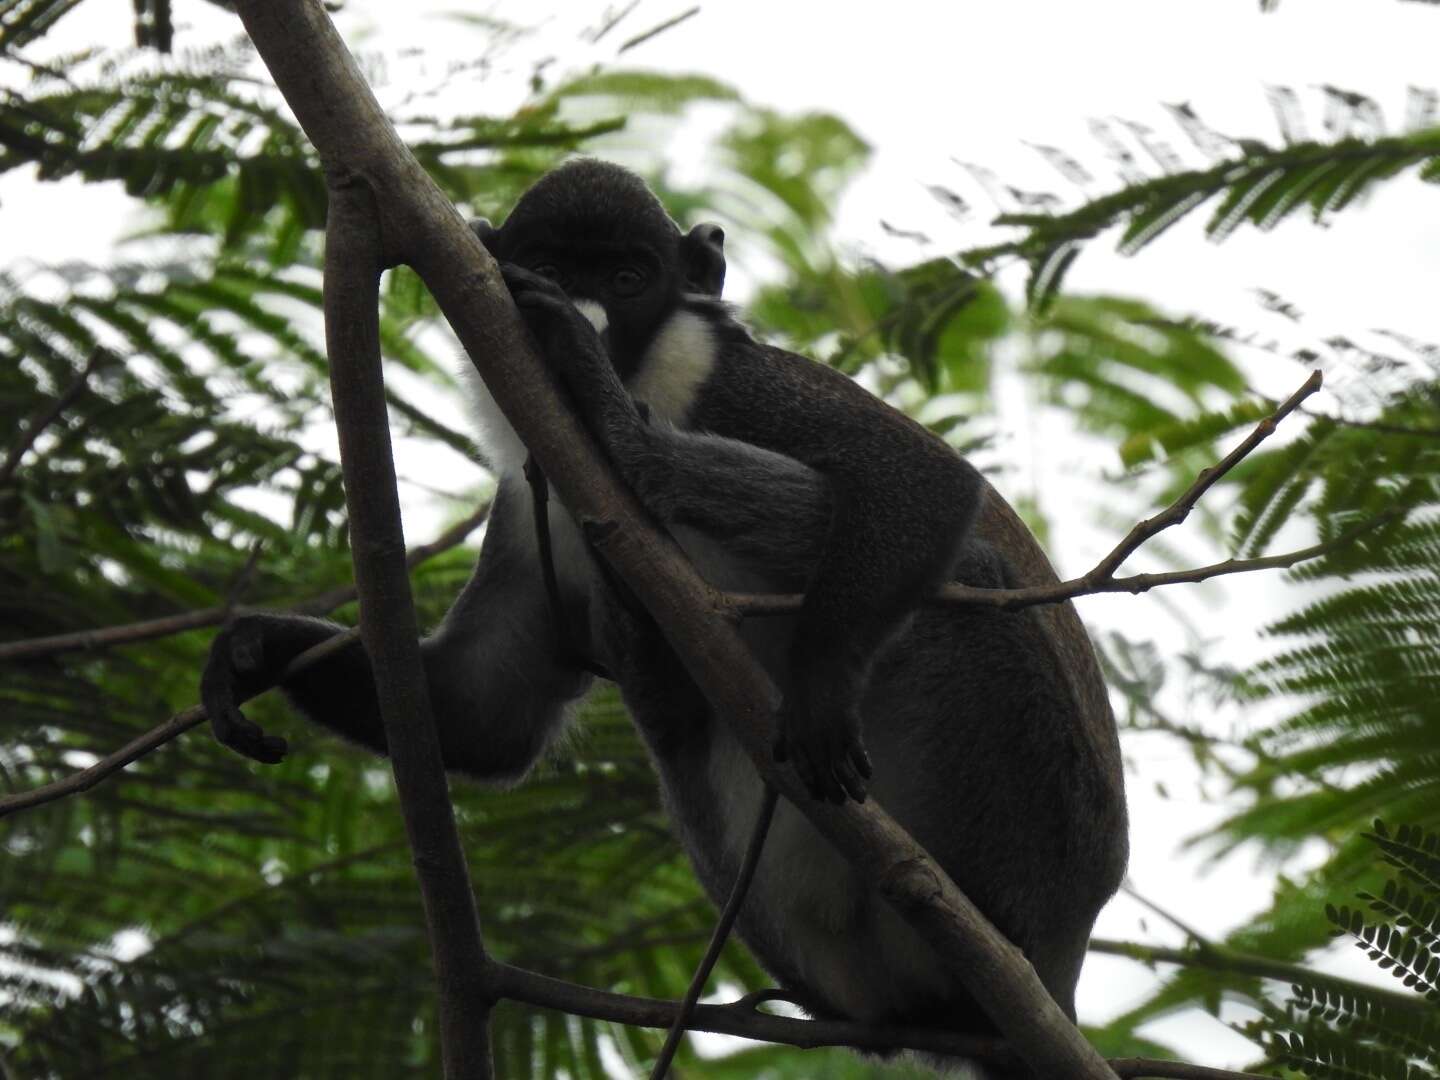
(3, 0, 1436, 1070)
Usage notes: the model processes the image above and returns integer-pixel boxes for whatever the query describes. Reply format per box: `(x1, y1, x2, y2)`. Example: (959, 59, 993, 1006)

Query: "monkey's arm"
(689, 340, 983, 802)
(500, 264, 978, 802)
(201, 481, 592, 780)
(626, 428, 832, 584)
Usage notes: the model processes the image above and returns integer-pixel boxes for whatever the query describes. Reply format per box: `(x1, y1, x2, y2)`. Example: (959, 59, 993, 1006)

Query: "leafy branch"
(1246, 822, 1440, 1079)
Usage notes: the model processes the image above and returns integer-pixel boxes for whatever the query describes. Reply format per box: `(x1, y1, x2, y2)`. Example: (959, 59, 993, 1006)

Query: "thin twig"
(0, 505, 487, 816)
(0, 503, 489, 663)
(730, 372, 1379, 619)
(1091, 369, 1321, 581)
(650, 784, 778, 1079)
(0, 347, 109, 487)
(616, 5, 699, 53)
(587, 0, 641, 43)
(0, 630, 357, 819)
(224, 542, 267, 617)
(1121, 883, 1214, 947)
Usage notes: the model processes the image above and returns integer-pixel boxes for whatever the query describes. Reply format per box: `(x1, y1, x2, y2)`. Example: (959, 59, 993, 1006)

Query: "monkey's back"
(615, 476, 1128, 1034)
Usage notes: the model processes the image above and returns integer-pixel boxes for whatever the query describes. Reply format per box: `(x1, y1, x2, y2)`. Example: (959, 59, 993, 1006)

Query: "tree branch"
(0, 632, 353, 819)
(229, 1, 1117, 1074)
(1093, 370, 1322, 580)
(0, 510, 487, 817)
(315, 159, 493, 1076)
(0, 503, 489, 663)
(486, 963, 1272, 1079)
(729, 372, 1377, 619)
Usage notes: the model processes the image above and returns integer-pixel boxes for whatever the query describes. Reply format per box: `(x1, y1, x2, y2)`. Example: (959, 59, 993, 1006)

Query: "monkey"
(201, 159, 1128, 1073)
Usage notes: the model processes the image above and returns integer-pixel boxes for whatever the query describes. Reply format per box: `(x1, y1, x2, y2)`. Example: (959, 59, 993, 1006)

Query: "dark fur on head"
(475, 159, 726, 299)
(501, 159, 680, 249)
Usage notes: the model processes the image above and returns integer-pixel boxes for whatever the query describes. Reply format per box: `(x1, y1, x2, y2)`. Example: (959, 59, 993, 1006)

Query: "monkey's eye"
(611, 266, 647, 297)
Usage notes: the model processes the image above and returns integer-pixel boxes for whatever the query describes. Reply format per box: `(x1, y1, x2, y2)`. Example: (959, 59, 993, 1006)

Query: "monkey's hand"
(201, 617, 293, 764)
(499, 263, 647, 457)
(773, 664, 873, 804)
(202, 613, 351, 764)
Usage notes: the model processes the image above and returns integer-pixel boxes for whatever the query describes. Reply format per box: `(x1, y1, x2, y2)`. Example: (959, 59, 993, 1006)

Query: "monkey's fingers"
(201, 661, 287, 766)
(499, 263, 568, 308)
(205, 702, 288, 765)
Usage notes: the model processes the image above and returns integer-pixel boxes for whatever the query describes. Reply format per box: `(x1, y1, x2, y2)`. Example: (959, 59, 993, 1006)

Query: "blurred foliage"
(955, 86, 1440, 309)
(1, 2, 1438, 1078)
(1244, 823, 1440, 1078)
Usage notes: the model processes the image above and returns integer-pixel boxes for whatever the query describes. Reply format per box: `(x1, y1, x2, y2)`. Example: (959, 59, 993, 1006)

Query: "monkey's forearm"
(790, 452, 982, 669)
(625, 428, 832, 584)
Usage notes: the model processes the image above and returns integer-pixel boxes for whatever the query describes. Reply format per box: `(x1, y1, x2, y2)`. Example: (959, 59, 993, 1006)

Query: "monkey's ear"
(469, 218, 498, 250)
(680, 222, 726, 297)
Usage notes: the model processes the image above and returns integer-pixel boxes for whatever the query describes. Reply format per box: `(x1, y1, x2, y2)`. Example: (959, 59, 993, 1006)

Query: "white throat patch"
(628, 309, 717, 426)
(461, 298, 610, 478)
(460, 362, 528, 478)
(573, 299, 608, 334)
(462, 303, 714, 477)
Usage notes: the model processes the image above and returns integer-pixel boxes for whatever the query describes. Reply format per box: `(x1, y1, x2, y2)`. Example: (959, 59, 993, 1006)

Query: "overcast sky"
(3, 0, 1436, 1068)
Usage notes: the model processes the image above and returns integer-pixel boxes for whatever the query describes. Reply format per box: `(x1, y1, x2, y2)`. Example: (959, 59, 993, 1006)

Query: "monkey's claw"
(774, 689, 873, 805)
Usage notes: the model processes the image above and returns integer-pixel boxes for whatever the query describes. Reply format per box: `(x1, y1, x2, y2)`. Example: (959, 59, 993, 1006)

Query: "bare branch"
(0, 631, 356, 820)
(587, 0, 642, 43)
(617, 6, 700, 54)
(488, 963, 1272, 1079)
(650, 785, 778, 1078)
(932, 505, 1395, 613)
(1090, 369, 1322, 581)
(0, 347, 109, 488)
(0, 504, 488, 663)
(1120, 884, 1214, 947)
(730, 372, 1373, 619)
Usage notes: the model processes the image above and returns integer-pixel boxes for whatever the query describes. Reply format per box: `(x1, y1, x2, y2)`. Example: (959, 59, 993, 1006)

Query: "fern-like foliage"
(1246, 823, 1440, 1079)
(958, 109, 1440, 308)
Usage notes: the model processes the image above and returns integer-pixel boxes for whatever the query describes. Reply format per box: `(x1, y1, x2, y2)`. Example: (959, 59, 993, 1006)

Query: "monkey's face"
(480, 221, 675, 381)
(474, 161, 726, 379)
